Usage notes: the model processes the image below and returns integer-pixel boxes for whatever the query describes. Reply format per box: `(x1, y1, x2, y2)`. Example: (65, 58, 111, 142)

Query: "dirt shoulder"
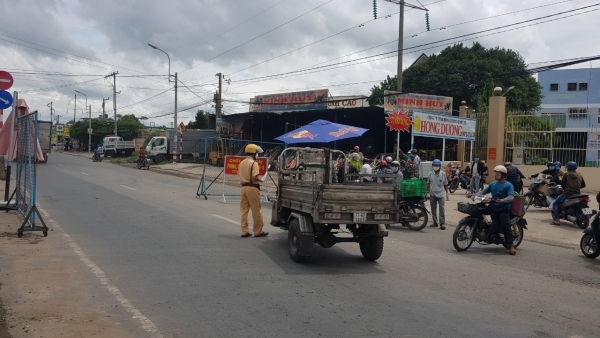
(0, 210, 142, 338)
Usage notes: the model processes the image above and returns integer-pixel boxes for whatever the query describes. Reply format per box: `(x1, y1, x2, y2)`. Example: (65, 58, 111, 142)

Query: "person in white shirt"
(361, 162, 373, 182)
(427, 159, 449, 230)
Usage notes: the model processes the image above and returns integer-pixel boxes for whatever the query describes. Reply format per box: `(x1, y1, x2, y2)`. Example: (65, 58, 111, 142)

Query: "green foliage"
(367, 75, 397, 106)
(69, 116, 144, 149)
(186, 110, 209, 129)
(368, 42, 542, 112)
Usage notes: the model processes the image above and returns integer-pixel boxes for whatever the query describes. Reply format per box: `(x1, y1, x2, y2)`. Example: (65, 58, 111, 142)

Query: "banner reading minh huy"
(384, 91, 453, 115)
(412, 111, 476, 141)
(250, 89, 329, 113)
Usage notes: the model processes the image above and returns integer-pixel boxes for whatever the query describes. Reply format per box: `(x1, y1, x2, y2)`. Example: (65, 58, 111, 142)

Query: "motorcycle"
(523, 174, 551, 210)
(92, 152, 103, 162)
(580, 211, 600, 259)
(448, 171, 460, 193)
(547, 185, 593, 229)
(452, 195, 527, 252)
(397, 197, 429, 231)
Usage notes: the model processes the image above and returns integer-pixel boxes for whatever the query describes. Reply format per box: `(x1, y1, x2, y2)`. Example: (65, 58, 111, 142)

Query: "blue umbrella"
(274, 119, 368, 144)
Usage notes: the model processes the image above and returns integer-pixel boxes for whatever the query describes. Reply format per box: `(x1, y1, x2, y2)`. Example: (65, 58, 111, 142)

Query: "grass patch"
(109, 154, 138, 164)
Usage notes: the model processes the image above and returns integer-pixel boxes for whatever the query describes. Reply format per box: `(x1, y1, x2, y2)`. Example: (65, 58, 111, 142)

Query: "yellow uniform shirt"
(238, 157, 259, 185)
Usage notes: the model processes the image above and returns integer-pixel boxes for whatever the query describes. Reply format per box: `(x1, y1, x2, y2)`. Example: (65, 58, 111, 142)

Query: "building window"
(567, 83, 577, 91)
(579, 83, 588, 91)
(549, 83, 559, 91)
(569, 107, 587, 118)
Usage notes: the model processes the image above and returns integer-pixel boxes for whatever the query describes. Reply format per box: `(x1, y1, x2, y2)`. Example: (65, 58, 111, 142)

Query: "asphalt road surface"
(36, 153, 600, 338)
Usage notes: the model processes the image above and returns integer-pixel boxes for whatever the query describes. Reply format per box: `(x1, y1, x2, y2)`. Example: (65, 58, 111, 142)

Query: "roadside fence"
(15, 110, 48, 236)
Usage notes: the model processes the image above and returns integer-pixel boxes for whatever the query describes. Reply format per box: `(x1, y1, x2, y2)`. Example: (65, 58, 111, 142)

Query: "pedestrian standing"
(238, 144, 268, 238)
(427, 159, 449, 230)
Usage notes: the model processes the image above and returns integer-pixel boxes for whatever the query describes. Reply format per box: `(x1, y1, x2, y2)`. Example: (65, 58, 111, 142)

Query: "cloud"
(1, 0, 598, 126)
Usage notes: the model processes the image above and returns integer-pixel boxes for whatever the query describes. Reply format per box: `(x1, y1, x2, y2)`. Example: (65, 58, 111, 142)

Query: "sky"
(0, 0, 598, 127)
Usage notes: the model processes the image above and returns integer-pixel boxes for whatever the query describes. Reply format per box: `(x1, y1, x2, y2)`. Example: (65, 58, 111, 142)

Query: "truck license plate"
(582, 208, 593, 215)
(374, 214, 390, 220)
(353, 212, 367, 223)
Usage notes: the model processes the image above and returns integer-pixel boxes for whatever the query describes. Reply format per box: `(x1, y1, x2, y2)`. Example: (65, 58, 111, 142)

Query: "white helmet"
(385, 156, 393, 163)
(493, 165, 507, 174)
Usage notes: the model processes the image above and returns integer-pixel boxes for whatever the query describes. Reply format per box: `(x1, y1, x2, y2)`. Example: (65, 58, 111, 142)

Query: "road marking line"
(58, 164, 63, 167)
(211, 214, 238, 225)
(80, 172, 89, 176)
(120, 185, 137, 191)
(37, 207, 163, 337)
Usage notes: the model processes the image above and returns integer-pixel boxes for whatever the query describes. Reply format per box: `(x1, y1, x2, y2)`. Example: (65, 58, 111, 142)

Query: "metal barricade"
(196, 138, 284, 202)
(15, 111, 48, 236)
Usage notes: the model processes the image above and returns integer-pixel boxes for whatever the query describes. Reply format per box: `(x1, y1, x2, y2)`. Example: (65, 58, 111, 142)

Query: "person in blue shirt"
(472, 165, 516, 255)
(94, 144, 103, 161)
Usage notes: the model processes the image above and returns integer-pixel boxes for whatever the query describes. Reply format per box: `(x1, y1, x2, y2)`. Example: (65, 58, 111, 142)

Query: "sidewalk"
(58, 151, 591, 250)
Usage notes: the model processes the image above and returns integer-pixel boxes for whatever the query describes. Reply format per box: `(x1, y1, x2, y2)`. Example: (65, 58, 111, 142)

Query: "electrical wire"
(229, 5, 600, 85)
(180, 0, 336, 73)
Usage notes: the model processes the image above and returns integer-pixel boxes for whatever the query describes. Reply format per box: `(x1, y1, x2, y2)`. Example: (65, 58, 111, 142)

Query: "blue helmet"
(566, 161, 577, 171)
(432, 159, 442, 166)
(554, 161, 562, 168)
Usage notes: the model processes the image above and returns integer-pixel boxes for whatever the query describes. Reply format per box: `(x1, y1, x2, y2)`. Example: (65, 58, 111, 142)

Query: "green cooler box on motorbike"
(400, 178, 427, 198)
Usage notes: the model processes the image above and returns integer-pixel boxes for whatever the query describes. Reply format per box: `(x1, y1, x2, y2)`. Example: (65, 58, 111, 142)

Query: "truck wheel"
(288, 218, 310, 262)
(359, 236, 384, 261)
(155, 154, 166, 163)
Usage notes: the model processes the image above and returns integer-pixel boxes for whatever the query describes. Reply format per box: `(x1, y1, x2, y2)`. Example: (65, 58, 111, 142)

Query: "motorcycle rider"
(537, 162, 561, 184)
(505, 162, 525, 193)
(94, 144, 103, 161)
(472, 165, 517, 255)
(361, 161, 373, 183)
(551, 161, 586, 225)
(349, 152, 362, 173)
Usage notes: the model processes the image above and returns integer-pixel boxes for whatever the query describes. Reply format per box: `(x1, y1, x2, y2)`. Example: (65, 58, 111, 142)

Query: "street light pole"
(148, 43, 178, 163)
(75, 90, 90, 152)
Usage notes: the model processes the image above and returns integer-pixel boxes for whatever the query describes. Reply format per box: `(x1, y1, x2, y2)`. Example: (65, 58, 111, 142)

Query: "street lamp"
(148, 43, 178, 163)
(502, 86, 515, 97)
(75, 90, 91, 153)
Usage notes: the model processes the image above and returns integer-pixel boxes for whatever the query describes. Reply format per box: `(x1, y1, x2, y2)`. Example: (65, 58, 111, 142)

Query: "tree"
(69, 116, 144, 149)
(368, 42, 542, 112)
(186, 110, 209, 129)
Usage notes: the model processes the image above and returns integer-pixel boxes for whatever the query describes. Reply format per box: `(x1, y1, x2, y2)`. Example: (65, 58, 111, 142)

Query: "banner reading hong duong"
(412, 111, 476, 141)
(384, 91, 453, 114)
(250, 89, 329, 113)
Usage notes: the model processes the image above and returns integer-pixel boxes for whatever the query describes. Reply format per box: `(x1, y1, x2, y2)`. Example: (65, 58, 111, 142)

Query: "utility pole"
(105, 72, 118, 135)
(215, 73, 222, 136)
(88, 104, 92, 153)
(47, 102, 53, 124)
(383, 0, 428, 92)
(73, 94, 77, 124)
(102, 97, 110, 120)
(174, 72, 178, 163)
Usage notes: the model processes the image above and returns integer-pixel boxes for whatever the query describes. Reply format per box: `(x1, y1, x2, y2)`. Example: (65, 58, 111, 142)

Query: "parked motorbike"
(453, 196, 527, 252)
(397, 197, 429, 231)
(448, 171, 460, 193)
(524, 174, 550, 210)
(580, 211, 600, 259)
(92, 153, 103, 162)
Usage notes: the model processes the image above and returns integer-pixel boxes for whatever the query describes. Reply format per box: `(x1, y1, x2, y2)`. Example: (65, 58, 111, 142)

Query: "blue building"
(538, 68, 600, 166)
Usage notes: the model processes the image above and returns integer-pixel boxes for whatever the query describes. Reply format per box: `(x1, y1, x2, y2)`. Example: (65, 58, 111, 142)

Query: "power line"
(174, 0, 289, 58)
(180, 0, 336, 73)
(229, 4, 600, 85)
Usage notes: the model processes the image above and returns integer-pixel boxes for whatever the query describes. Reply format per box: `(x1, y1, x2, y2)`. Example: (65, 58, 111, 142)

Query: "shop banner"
(224, 156, 268, 176)
(412, 111, 476, 141)
(250, 89, 329, 113)
(384, 91, 453, 114)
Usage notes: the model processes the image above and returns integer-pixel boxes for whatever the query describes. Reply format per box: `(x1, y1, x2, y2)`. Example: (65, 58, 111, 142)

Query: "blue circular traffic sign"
(0, 90, 13, 109)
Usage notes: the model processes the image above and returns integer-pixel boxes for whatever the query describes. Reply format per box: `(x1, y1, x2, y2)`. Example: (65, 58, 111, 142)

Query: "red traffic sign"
(0, 71, 13, 90)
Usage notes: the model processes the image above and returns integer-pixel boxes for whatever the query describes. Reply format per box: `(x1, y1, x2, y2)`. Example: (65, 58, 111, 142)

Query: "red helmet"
(380, 160, 387, 166)
(354, 146, 359, 150)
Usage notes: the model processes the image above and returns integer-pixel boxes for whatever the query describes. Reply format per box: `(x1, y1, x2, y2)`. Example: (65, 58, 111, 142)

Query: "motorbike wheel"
(524, 195, 534, 211)
(449, 180, 458, 194)
(137, 161, 142, 169)
(144, 160, 150, 170)
(402, 204, 428, 231)
(503, 223, 524, 249)
(453, 221, 475, 251)
(99, 157, 102, 162)
(580, 233, 600, 259)
(575, 208, 590, 229)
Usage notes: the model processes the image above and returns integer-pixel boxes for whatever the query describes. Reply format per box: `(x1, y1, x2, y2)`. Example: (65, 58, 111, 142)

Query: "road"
(35, 152, 600, 338)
